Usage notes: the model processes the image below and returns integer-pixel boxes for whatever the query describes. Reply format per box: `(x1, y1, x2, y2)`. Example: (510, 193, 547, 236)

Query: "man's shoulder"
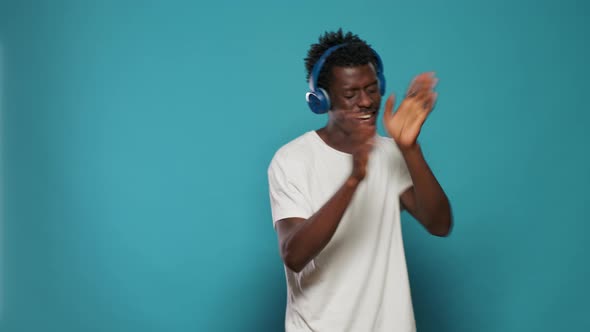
(271, 131, 318, 163)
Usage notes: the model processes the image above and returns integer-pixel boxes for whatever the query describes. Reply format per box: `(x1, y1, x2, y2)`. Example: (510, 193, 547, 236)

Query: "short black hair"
(305, 29, 377, 92)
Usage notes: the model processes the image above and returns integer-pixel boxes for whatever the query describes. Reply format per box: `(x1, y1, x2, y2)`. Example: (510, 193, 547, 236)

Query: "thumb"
(382, 93, 396, 123)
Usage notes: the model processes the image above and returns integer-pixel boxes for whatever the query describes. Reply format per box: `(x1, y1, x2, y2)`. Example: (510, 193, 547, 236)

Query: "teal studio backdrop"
(1, 0, 589, 331)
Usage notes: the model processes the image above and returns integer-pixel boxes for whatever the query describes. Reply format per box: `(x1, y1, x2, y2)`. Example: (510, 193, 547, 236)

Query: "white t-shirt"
(268, 131, 416, 332)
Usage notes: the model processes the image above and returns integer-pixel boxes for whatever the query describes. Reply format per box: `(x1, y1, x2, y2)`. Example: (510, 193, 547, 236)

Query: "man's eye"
(344, 94, 355, 99)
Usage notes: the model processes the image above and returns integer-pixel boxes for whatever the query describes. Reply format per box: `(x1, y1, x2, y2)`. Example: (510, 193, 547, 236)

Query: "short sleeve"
(267, 156, 313, 228)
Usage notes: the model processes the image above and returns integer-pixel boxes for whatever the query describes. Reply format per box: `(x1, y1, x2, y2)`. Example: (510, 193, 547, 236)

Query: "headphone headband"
(308, 44, 347, 92)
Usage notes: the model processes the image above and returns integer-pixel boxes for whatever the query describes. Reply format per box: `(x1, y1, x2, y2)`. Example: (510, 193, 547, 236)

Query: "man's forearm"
(282, 177, 360, 272)
(401, 144, 452, 235)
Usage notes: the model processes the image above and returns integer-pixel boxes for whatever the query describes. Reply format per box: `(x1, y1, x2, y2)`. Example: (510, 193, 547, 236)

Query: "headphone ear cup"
(306, 88, 331, 114)
(306, 92, 322, 114)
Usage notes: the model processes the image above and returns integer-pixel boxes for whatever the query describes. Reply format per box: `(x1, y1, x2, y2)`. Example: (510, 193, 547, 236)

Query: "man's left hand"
(383, 72, 438, 151)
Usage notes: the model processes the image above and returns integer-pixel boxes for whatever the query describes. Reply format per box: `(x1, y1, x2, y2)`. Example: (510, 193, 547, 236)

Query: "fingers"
(403, 110, 428, 140)
(383, 73, 438, 147)
(407, 72, 437, 101)
(385, 94, 396, 114)
(406, 73, 429, 96)
(351, 128, 375, 181)
(391, 89, 433, 138)
(382, 94, 396, 124)
(423, 92, 438, 112)
(405, 72, 438, 117)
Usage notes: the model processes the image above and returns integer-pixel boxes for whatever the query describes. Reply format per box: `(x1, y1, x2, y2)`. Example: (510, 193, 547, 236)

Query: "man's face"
(327, 63, 381, 134)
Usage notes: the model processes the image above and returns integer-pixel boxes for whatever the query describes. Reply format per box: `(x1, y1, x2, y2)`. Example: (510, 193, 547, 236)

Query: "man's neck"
(315, 124, 356, 154)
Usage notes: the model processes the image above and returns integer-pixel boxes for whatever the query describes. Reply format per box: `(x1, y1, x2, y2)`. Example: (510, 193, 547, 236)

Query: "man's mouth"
(356, 111, 377, 122)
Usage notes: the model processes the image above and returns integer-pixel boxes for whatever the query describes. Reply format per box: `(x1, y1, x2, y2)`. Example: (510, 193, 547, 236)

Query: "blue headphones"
(306, 43, 386, 114)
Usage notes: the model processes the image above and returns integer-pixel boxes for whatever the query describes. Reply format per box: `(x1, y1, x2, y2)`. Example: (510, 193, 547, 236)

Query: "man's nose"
(358, 90, 373, 108)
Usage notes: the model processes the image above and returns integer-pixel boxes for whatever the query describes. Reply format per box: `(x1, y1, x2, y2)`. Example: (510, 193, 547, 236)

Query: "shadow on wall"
(403, 212, 458, 332)
(213, 257, 286, 331)
(407, 249, 455, 332)
(404, 215, 493, 332)
(251, 261, 286, 331)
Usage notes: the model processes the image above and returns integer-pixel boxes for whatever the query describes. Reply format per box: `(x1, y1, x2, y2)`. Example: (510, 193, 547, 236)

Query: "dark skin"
(277, 64, 453, 273)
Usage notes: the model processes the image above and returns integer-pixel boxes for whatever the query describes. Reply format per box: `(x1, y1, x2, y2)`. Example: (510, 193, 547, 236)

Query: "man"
(268, 29, 452, 332)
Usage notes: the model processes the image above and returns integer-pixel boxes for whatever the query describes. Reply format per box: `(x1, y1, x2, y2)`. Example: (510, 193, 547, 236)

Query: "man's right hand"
(350, 126, 376, 182)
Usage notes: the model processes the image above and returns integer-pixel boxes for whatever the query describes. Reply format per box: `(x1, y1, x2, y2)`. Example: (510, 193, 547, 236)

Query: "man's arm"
(382, 72, 452, 236)
(276, 176, 361, 273)
(399, 144, 452, 236)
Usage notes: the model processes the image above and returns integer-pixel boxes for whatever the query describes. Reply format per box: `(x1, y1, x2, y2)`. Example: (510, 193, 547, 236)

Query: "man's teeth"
(358, 114, 373, 120)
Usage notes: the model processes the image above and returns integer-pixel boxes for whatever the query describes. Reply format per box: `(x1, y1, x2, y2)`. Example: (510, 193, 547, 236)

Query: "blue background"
(1, 0, 589, 331)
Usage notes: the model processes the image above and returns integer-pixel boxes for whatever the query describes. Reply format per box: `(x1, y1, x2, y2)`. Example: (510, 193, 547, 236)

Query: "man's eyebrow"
(342, 80, 379, 90)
